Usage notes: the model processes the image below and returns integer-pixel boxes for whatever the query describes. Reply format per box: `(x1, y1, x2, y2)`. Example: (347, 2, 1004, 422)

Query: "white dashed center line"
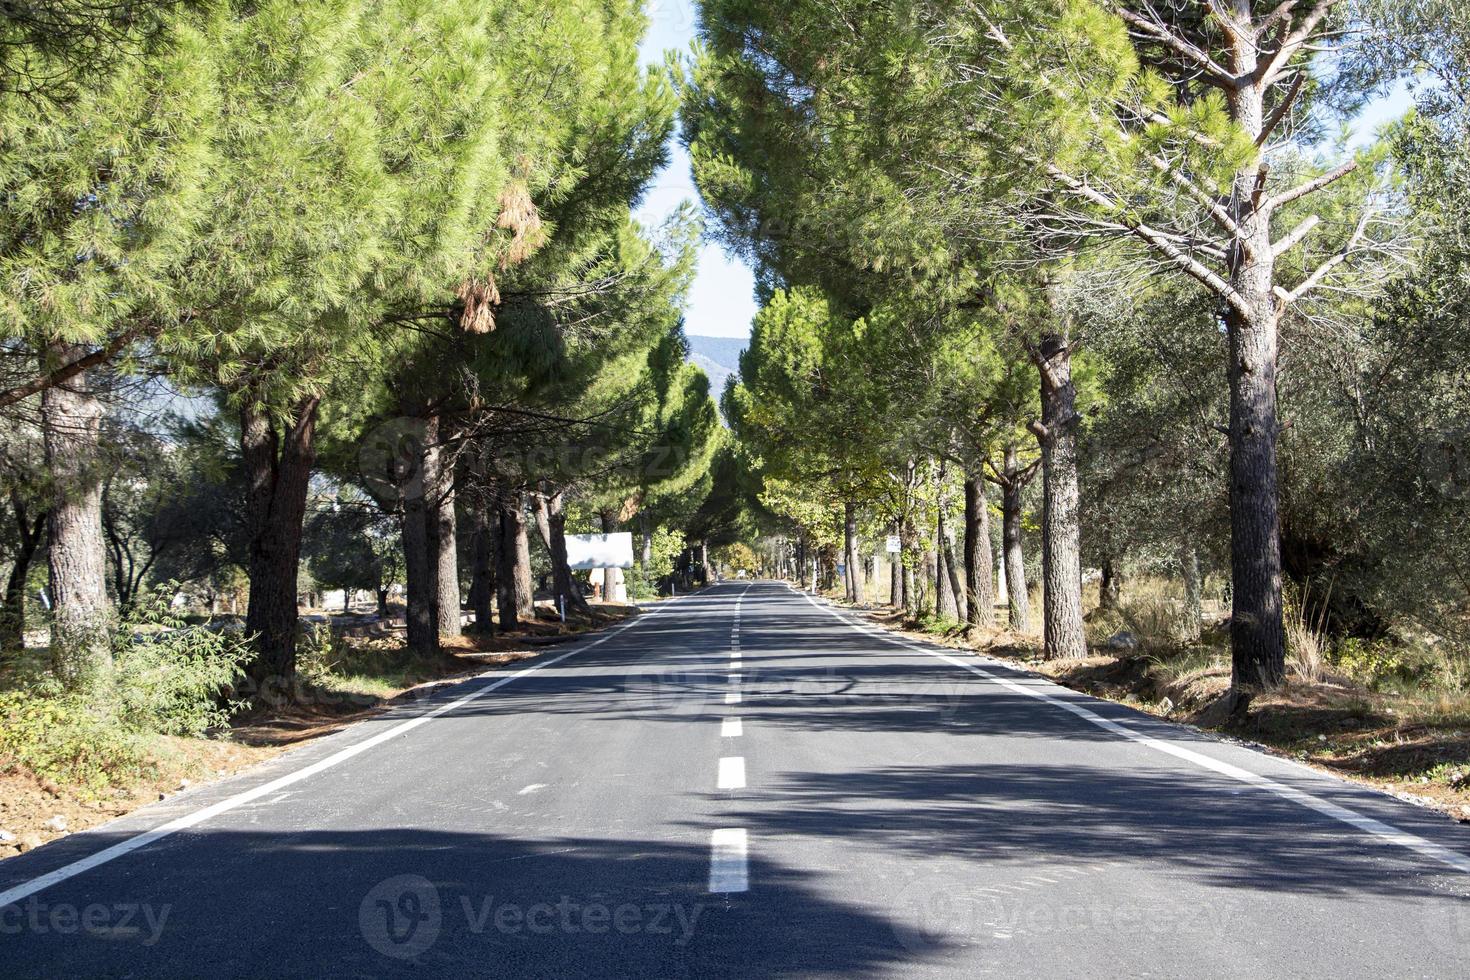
(718, 756, 746, 789)
(708, 828, 749, 893)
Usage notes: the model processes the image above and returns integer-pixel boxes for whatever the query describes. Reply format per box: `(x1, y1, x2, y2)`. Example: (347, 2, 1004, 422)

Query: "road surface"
(1, 581, 1467, 977)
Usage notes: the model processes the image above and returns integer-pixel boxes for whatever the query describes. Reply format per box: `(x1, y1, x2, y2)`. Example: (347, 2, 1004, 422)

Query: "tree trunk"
(241, 394, 320, 688)
(843, 500, 861, 603)
(376, 588, 390, 619)
(935, 463, 963, 621)
(1099, 557, 1122, 612)
(536, 491, 589, 616)
(399, 416, 439, 658)
(431, 450, 459, 638)
(1221, 27, 1287, 693)
(2, 497, 45, 652)
(935, 522, 958, 620)
(1034, 334, 1087, 660)
(494, 497, 519, 632)
(467, 505, 495, 633)
(963, 471, 995, 629)
(900, 547, 916, 618)
(40, 348, 113, 690)
(889, 527, 900, 608)
(1001, 447, 1031, 633)
(507, 494, 534, 619)
(1223, 261, 1287, 689)
(1182, 545, 1203, 642)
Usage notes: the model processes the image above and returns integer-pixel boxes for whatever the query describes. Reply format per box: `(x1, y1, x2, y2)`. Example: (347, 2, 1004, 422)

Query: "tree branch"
(0, 322, 158, 409)
(1275, 209, 1373, 307)
(1265, 159, 1358, 211)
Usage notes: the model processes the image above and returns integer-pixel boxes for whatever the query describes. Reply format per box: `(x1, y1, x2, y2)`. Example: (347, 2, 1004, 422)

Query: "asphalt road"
(2, 580, 1468, 978)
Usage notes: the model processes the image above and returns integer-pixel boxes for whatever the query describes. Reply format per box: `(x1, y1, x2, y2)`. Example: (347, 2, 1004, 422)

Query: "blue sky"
(637, 1, 1414, 341)
(637, 0, 759, 340)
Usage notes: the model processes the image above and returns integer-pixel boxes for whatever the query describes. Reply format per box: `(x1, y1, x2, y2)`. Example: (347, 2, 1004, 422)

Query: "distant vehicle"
(736, 570, 748, 579)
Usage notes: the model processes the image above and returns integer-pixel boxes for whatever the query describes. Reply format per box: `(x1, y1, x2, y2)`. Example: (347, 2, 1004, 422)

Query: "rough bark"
(494, 497, 518, 632)
(1221, 15, 1288, 692)
(241, 394, 320, 687)
(399, 415, 440, 658)
(963, 471, 995, 629)
(40, 348, 113, 689)
(535, 490, 590, 616)
(1000, 446, 1031, 633)
(843, 500, 862, 603)
(935, 463, 963, 621)
(1033, 334, 1087, 660)
(2, 495, 45, 652)
(503, 494, 534, 620)
(431, 448, 459, 637)
(467, 505, 495, 633)
(1182, 545, 1203, 642)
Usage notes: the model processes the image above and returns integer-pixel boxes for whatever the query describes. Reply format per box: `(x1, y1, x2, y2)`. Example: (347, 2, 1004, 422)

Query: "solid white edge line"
(0, 593, 699, 908)
(722, 717, 743, 737)
(788, 583, 1470, 876)
(708, 828, 749, 893)
(717, 756, 747, 790)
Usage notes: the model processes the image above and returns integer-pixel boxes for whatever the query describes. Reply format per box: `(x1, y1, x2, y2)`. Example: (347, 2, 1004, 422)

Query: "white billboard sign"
(885, 535, 901, 553)
(566, 532, 636, 570)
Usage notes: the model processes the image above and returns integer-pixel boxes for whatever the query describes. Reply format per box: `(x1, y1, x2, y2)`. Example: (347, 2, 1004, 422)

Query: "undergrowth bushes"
(0, 586, 249, 794)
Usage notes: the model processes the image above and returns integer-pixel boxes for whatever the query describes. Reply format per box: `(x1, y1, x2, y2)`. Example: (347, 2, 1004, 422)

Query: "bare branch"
(1257, 0, 1341, 85)
(0, 322, 158, 410)
(1045, 165, 1250, 316)
(1146, 152, 1244, 238)
(1266, 159, 1358, 211)
(1257, 70, 1307, 146)
(1272, 214, 1320, 257)
(1111, 4, 1236, 88)
(1276, 209, 1373, 307)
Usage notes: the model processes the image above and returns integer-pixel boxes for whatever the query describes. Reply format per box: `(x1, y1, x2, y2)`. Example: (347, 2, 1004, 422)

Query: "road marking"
(788, 584, 1470, 876)
(722, 717, 743, 737)
(0, 594, 696, 908)
(725, 688, 742, 705)
(708, 828, 749, 893)
(718, 756, 747, 789)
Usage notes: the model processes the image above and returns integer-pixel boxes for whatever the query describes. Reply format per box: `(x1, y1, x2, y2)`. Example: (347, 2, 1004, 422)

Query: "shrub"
(0, 688, 152, 795)
(112, 587, 251, 737)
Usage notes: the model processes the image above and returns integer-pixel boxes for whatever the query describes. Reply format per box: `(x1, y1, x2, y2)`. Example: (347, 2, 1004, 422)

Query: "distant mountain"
(685, 334, 747, 407)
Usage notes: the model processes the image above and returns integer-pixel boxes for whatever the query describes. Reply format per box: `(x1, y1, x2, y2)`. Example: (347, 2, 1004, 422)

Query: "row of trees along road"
(0, 1, 725, 696)
(687, 0, 1470, 708)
